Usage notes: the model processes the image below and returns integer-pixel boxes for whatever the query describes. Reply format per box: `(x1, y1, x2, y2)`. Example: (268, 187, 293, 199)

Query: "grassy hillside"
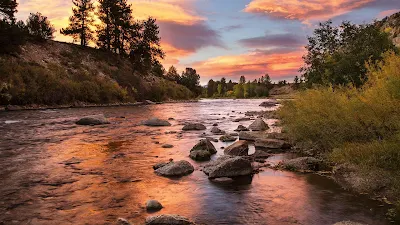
(0, 41, 193, 106)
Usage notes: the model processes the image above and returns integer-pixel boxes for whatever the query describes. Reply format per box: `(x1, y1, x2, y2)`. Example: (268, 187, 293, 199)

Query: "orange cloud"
(244, 0, 374, 22)
(192, 49, 305, 80)
(130, 0, 204, 24)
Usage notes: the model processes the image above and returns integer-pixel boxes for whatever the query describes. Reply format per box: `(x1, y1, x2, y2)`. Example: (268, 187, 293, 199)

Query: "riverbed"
(0, 99, 390, 224)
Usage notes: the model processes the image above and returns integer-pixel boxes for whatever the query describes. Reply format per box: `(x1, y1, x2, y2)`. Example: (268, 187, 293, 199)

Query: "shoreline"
(0, 99, 200, 112)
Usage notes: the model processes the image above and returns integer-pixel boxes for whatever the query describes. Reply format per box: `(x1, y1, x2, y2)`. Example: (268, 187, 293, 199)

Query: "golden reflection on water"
(0, 100, 390, 225)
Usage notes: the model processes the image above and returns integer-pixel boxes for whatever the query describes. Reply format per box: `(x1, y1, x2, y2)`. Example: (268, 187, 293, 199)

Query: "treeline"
(0, 0, 203, 105)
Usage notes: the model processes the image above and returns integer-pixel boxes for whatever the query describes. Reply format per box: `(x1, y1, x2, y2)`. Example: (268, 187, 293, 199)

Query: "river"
(0, 99, 390, 225)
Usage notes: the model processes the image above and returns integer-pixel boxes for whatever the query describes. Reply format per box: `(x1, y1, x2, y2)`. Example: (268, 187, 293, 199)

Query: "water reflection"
(0, 99, 390, 225)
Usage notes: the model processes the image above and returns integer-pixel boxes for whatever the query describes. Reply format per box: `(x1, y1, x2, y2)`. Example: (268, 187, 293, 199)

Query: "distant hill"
(0, 41, 193, 106)
(376, 11, 400, 47)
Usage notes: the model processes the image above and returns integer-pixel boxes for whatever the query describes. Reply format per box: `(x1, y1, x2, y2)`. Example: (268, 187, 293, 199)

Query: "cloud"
(377, 9, 400, 20)
(244, 0, 374, 22)
(221, 24, 243, 32)
(191, 49, 305, 82)
(238, 33, 306, 48)
(159, 21, 224, 53)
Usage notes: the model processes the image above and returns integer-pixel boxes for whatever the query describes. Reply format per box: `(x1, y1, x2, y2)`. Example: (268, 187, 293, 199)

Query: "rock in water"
(248, 118, 269, 131)
(154, 160, 194, 177)
(116, 218, 131, 225)
(189, 139, 217, 161)
(219, 134, 237, 142)
(259, 100, 278, 107)
(234, 125, 249, 132)
(162, 144, 174, 148)
(210, 127, 225, 134)
(182, 123, 206, 131)
(281, 157, 322, 171)
(145, 214, 194, 225)
(76, 114, 110, 125)
(254, 139, 291, 150)
(144, 100, 156, 104)
(224, 140, 249, 156)
(146, 200, 163, 211)
(233, 117, 251, 122)
(142, 118, 171, 126)
(203, 156, 253, 179)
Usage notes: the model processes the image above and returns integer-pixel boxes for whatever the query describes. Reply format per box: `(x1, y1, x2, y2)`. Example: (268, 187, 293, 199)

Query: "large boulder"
(182, 123, 206, 131)
(189, 139, 217, 161)
(154, 160, 194, 177)
(203, 156, 253, 179)
(219, 134, 237, 142)
(145, 214, 194, 225)
(259, 100, 278, 107)
(248, 118, 269, 131)
(210, 127, 225, 134)
(143, 118, 171, 126)
(234, 125, 249, 132)
(254, 139, 291, 150)
(224, 140, 249, 156)
(146, 199, 163, 211)
(76, 114, 110, 125)
(281, 157, 322, 171)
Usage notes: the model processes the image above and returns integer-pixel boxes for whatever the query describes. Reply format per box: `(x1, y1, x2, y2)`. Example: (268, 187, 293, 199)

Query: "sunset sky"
(16, 0, 400, 84)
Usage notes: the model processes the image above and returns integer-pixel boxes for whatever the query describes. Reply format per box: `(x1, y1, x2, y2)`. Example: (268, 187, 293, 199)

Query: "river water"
(0, 99, 390, 225)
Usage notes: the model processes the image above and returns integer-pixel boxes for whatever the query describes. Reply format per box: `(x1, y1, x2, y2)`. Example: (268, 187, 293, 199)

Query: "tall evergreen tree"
(0, 0, 18, 21)
(61, 0, 95, 47)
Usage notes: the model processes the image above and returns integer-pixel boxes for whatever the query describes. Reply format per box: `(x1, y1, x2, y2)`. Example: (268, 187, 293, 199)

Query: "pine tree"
(97, 0, 134, 53)
(61, 0, 95, 47)
(0, 0, 18, 21)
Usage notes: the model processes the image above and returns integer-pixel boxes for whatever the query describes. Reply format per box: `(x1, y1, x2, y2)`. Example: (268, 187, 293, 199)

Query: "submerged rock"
(234, 125, 249, 132)
(182, 123, 206, 131)
(259, 100, 278, 107)
(162, 144, 174, 148)
(203, 156, 253, 179)
(146, 199, 163, 211)
(281, 157, 322, 171)
(154, 160, 194, 176)
(143, 118, 171, 126)
(233, 117, 251, 122)
(210, 127, 225, 134)
(116, 218, 132, 225)
(219, 134, 237, 142)
(224, 140, 249, 156)
(145, 214, 194, 225)
(76, 114, 110, 125)
(248, 118, 269, 131)
(189, 139, 217, 161)
(254, 139, 291, 150)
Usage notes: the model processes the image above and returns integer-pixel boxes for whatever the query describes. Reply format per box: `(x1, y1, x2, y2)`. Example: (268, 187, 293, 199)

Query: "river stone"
(146, 199, 163, 211)
(210, 127, 225, 134)
(219, 134, 237, 142)
(154, 160, 194, 176)
(116, 218, 132, 225)
(76, 114, 110, 125)
(189, 139, 217, 161)
(259, 100, 278, 107)
(281, 157, 322, 171)
(233, 117, 251, 122)
(203, 156, 253, 179)
(224, 140, 249, 156)
(254, 139, 291, 150)
(145, 214, 194, 225)
(182, 123, 206, 131)
(234, 125, 249, 132)
(162, 144, 174, 148)
(143, 118, 171, 126)
(248, 118, 269, 131)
